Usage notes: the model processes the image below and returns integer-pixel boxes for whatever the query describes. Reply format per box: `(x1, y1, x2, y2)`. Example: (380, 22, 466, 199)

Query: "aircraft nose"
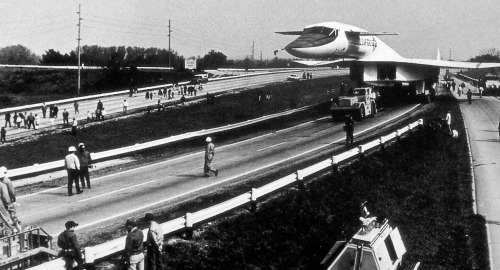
(285, 34, 317, 50)
(284, 33, 335, 57)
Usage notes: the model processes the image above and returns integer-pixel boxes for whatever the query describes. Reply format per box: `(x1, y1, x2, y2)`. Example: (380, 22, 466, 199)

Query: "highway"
(451, 81, 500, 270)
(17, 103, 416, 237)
(2, 69, 347, 140)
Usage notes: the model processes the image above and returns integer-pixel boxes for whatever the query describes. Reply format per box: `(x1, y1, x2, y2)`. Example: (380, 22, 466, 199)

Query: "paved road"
(451, 80, 500, 270)
(17, 104, 414, 236)
(1, 69, 347, 140)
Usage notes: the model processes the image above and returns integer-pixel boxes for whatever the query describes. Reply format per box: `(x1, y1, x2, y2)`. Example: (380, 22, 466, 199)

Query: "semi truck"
(330, 87, 378, 121)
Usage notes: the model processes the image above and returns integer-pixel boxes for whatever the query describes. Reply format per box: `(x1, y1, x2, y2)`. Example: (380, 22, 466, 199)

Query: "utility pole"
(251, 41, 255, 61)
(260, 51, 263, 62)
(77, 4, 82, 95)
(168, 20, 171, 69)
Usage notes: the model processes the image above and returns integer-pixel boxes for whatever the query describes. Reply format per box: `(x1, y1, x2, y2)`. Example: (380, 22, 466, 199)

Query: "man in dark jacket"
(57, 220, 83, 270)
(4, 112, 11, 128)
(77, 143, 92, 189)
(124, 219, 144, 270)
(344, 115, 355, 145)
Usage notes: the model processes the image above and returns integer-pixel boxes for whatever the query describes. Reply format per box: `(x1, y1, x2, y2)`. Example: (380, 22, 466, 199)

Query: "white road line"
(256, 142, 288, 152)
(77, 180, 156, 203)
(75, 104, 419, 231)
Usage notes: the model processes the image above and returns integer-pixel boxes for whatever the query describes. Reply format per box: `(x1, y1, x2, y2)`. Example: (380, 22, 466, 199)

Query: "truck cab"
(331, 87, 378, 121)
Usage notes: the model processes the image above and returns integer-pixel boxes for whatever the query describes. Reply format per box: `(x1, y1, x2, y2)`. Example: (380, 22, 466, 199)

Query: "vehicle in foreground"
(330, 87, 378, 120)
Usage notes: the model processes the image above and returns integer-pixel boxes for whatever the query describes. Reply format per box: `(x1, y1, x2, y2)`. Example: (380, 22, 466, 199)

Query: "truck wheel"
(370, 102, 377, 117)
(357, 107, 365, 121)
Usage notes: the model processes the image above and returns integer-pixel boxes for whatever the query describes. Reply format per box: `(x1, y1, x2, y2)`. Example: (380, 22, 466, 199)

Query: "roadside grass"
(145, 95, 484, 270)
(0, 76, 349, 170)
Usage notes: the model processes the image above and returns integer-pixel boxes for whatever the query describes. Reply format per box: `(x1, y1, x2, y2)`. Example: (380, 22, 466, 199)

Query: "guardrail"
(9, 105, 315, 180)
(0, 69, 302, 114)
(28, 118, 423, 270)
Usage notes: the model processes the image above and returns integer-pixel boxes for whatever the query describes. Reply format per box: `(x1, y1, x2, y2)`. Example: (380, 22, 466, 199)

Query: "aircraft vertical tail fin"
(437, 47, 442, 60)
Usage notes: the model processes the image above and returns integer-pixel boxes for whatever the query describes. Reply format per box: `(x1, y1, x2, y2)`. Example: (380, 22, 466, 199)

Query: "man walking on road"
(62, 109, 70, 126)
(124, 99, 129, 113)
(77, 143, 92, 189)
(57, 221, 83, 270)
(124, 219, 144, 270)
(65, 146, 83, 196)
(467, 89, 473, 104)
(41, 103, 47, 118)
(74, 101, 79, 114)
(344, 115, 355, 145)
(145, 213, 164, 270)
(4, 112, 11, 128)
(204, 137, 219, 177)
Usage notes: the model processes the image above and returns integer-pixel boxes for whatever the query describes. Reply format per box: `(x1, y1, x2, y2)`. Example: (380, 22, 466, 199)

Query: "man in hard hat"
(204, 137, 219, 177)
(65, 146, 83, 196)
(0, 166, 21, 232)
(77, 143, 92, 189)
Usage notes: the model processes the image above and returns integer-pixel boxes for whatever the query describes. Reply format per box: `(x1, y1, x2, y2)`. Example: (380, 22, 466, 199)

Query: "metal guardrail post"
(84, 247, 94, 264)
(396, 129, 402, 142)
(296, 170, 304, 190)
(418, 119, 424, 128)
(358, 145, 365, 160)
(185, 213, 193, 240)
(250, 188, 258, 212)
(379, 137, 385, 151)
(331, 156, 339, 173)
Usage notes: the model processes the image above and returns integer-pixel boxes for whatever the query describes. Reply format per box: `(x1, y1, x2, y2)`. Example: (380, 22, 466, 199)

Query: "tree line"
(0, 45, 303, 70)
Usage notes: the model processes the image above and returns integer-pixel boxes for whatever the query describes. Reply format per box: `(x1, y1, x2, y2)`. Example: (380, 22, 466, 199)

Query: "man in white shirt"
(445, 111, 452, 135)
(145, 213, 164, 270)
(65, 146, 83, 196)
(123, 100, 129, 113)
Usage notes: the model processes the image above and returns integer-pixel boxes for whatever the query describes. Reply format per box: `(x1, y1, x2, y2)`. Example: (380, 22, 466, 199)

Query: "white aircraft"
(277, 21, 500, 98)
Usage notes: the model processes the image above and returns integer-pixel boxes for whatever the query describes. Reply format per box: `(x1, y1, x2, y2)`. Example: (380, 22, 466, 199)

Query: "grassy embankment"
(109, 95, 484, 270)
(1, 76, 350, 170)
(0, 69, 194, 107)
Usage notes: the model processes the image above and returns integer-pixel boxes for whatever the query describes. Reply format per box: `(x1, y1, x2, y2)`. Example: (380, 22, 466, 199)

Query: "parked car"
(287, 74, 301, 81)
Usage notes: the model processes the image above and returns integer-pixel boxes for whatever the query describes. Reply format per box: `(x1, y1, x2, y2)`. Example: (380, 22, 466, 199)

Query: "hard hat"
(68, 146, 77, 152)
(0, 166, 7, 177)
(206, 137, 212, 142)
(78, 143, 85, 148)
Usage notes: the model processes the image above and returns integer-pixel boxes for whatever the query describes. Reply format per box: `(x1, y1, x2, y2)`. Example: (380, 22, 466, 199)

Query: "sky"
(1, 0, 499, 62)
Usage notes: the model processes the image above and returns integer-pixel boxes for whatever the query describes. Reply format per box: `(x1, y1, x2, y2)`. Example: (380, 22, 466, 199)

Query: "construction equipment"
(321, 204, 406, 270)
(0, 226, 58, 270)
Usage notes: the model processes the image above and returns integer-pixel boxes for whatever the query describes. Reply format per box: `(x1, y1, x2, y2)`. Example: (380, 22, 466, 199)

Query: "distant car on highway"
(287, 74, 301, 81)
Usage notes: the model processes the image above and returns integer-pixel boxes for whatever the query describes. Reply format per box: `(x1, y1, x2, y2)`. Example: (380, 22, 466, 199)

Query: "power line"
(87, 14, 168, 28)
(85, 18, 167, 32)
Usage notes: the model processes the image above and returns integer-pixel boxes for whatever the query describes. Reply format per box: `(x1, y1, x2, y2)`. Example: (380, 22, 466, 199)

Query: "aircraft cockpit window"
(328, 29, 339, 37)
(303, 26, 338, 37)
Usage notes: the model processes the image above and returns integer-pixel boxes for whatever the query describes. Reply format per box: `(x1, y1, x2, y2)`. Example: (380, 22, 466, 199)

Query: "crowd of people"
(1, 83, 208, 143)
